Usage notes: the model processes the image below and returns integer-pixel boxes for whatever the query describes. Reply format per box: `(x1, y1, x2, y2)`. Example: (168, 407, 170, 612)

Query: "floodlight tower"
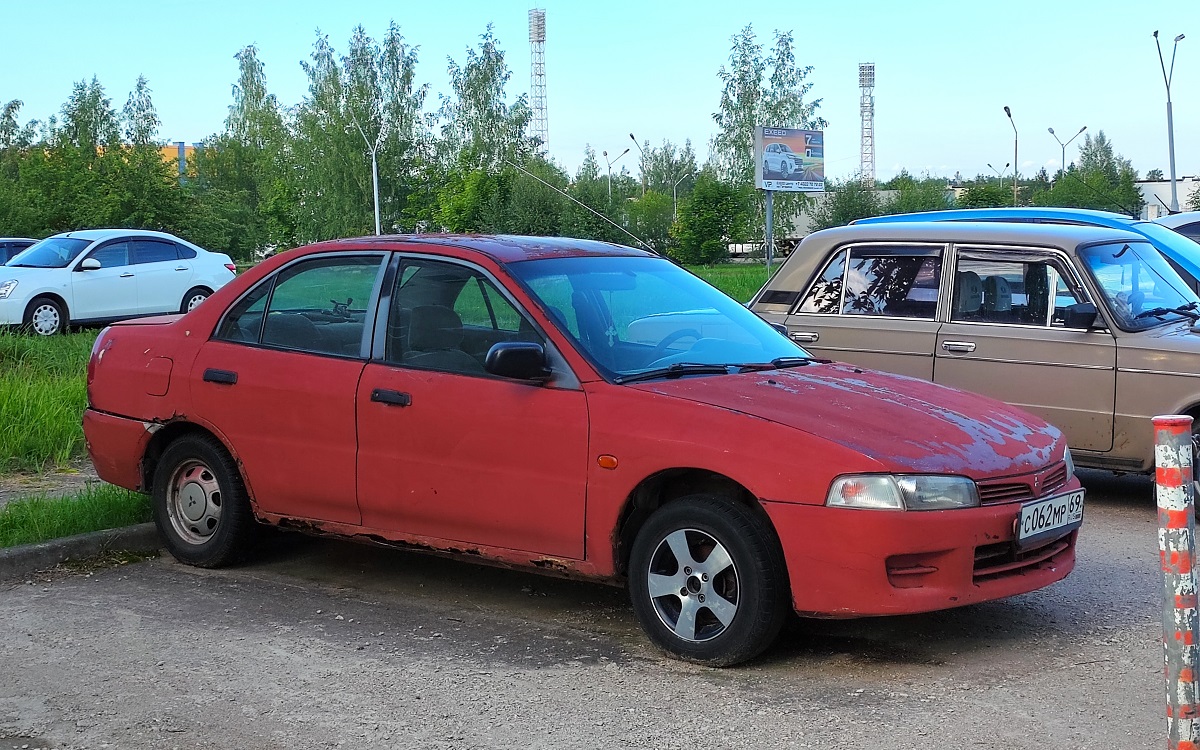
(529, 9, 548, 150)
(859, 62, 876, 188)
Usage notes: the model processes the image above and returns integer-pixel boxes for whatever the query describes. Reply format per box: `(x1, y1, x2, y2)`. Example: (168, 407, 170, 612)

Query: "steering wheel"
(649, 328, 702, 360)
(329, 298, 353, 319)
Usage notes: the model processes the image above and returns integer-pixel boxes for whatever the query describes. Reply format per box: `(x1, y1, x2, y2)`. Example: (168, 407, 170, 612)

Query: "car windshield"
(1078, 241, 1200, 331)
(509, 255, 810, 381)
(5, 237, 91, 268)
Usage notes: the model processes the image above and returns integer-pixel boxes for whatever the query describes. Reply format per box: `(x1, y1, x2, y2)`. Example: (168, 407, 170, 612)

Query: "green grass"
(0, 483, 151, 548)
(0, 330, 97, 472)
(687, 263, 776, 303)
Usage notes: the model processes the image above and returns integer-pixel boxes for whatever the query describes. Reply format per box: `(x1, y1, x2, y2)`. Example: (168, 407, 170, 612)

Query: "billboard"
(755, 126, 824, 192)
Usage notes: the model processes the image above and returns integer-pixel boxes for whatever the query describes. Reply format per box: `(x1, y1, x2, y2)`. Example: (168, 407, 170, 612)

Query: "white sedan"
(0, 229, 236, 335)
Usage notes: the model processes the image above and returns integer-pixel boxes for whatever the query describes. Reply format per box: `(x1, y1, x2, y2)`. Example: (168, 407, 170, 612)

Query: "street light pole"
(602, 148, 630, 203)
(672, 172, 692, 222)
(1154, 30, 1186, 212)
(351, 119, 387, 235)
(987, 162, 1010, 188)
(629, 133, 646, 196)
(1047, 125, 1087, 178)
(1004, 106, 1018, 207)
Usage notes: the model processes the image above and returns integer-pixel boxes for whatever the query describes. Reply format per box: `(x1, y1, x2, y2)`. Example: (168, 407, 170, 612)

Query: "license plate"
(1017, 489, 1084, 548)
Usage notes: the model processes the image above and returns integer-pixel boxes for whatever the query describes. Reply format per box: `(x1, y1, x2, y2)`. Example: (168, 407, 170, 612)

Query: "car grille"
(973, 532, 1075, 582)
(976, 462, 1069, 505)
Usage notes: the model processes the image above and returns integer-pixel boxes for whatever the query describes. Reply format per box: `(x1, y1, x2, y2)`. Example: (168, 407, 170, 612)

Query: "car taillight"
(225, 263, 237, 273)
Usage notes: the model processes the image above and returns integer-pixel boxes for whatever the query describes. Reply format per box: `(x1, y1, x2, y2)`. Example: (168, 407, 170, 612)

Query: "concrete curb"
(0, 523, 161, 581)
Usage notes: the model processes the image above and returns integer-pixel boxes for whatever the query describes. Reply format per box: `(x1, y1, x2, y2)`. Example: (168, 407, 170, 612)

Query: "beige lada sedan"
(750, 221, 1200, 473)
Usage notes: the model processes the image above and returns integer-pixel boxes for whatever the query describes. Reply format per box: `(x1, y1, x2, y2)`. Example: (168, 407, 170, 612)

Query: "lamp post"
(349, 118, 388, 236)
(1003, 106, 1018, 207)
(1048, 125, 1087, 177)
(628, 133, 647, 196)
(1154, 30, 1186, 213)
(672, 172, 692, 222)
(987, 162, 1010, 188)
(602, 148, 629, 202)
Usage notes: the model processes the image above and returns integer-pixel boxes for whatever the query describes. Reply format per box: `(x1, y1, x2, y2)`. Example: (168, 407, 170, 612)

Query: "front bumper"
(763, 480, 1081, 617)
(0, 296, 22, 325)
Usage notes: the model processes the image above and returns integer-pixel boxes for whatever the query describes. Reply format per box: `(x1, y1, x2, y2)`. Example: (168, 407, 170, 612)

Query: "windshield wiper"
(732, 356, 825, 372)
(1134, 302, 1200, 321)
(614, 363, 732, 384)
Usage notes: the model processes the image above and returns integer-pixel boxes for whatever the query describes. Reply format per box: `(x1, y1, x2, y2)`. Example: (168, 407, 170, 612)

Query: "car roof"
(49, 228, 192, 243)
(852, 207, 1138, 226)
(803, 220, 1146, 249)
(305, 234, 655, 264)
(1155, 211, 1200, 229)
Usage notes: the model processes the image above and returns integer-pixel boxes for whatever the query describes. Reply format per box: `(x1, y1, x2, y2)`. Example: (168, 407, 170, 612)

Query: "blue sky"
(3, 0, 1198, 184)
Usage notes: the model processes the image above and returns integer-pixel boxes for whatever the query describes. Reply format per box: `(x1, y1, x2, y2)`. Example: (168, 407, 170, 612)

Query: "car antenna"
(1056, 170, 1140, 218)
(503, 159, 658, 254)
(1154, 194, 1180, 216)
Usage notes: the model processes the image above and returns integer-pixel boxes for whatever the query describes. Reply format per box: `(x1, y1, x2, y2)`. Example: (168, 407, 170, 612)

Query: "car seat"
(402, 305, 484, 374)
(952, 271, 984, 320)
(982, 275, 1013, 322)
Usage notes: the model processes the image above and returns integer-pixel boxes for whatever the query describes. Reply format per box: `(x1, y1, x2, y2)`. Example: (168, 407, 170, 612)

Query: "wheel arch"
(612, 467, 777, 578)
(25, 292, 70, 320)
(141, 420, 242, 496)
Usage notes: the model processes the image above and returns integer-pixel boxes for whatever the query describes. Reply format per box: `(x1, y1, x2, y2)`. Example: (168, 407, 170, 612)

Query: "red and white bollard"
(1156, 415, 1200, 750)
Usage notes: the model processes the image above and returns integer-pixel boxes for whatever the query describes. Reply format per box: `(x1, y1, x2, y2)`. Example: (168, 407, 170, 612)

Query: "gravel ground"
(0, 469, 1168, 749)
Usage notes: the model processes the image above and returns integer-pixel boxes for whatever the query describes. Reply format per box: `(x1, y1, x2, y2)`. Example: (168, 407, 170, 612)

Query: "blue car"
(854, 207, 1200, 291)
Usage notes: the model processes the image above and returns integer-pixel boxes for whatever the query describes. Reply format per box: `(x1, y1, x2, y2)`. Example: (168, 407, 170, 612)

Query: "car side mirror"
(485, 342, 552, 382)
(1064, 302, 1099, 330)
(79, 258, 101, 271)
(769, 322, 788, 336)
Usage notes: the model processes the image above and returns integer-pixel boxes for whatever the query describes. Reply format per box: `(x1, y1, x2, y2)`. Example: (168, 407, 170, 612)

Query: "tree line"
(0, 23, 1190, 265)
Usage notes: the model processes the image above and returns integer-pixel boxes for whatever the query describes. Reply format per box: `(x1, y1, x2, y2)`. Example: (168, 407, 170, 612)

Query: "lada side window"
(798, 247, 941, 318)
(216, 255, 383, 356)
(385, 259, 543, 376)
(952, 258, 1082, 326)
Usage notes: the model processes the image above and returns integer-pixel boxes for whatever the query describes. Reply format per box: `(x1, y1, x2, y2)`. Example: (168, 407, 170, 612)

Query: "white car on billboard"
(762, 142, 803, 178)
(0, 229, 236, 335)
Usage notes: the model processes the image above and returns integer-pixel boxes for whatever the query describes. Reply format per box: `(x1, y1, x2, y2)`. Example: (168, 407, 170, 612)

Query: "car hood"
(0, 264, 61, 280)
(629, 363, 1062, 479)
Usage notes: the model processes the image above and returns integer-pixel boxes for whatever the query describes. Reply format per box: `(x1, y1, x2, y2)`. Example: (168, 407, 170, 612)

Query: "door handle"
(371, 388, 412, 407)
(202, 368, 238, 385)
(174, 266, 188, 271)
(941, 341, 976, 353)
(119, 272, 135, 278)
(790, 331, 820, 343)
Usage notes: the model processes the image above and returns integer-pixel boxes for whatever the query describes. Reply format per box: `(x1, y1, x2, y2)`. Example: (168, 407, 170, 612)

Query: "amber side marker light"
(597, 455, 618, 470)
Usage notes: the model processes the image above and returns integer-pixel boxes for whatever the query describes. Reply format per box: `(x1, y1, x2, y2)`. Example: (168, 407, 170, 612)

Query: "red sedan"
(84, 235, 1083, 666)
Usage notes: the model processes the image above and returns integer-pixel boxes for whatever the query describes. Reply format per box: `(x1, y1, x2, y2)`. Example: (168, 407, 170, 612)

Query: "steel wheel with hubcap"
(180, 287, 210, 313)
(153, 434, 256, 567)
(24, 297, 65, 336)
(628, 494, 789, 666)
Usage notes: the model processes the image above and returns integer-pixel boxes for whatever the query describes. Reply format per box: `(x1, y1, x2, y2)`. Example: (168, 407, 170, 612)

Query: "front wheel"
(24, 297, 66, 336)
(153, 434, 257, 567)
(628, 494, 789, 666)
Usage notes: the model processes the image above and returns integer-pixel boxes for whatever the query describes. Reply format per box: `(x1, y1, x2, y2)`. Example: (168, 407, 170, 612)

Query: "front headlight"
(0, 280, 17, 299)
(1064, 448, 1075, 482)
(827, 475, 980, 511)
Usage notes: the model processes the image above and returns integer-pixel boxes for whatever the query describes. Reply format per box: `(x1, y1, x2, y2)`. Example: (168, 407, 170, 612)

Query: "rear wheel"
(180, 287, 211, 313)
(628, 494, 789, 666)
(153, 434, 257, 567)
(23, 297, 66, 336)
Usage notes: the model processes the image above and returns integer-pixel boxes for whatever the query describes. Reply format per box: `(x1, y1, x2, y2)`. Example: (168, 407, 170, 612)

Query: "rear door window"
(798, 245, 942, 319)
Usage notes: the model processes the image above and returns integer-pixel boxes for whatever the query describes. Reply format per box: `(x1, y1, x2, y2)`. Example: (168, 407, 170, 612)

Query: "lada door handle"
(371, 388, 412, 407)
(790, 331, 820, 343)
(941, 341, 976, 353)
(202, 368, 238, 385)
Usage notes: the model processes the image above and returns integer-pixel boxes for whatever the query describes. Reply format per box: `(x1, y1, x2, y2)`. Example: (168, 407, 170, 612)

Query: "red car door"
(190, 253, 387, 524)
(355, 257, 588, 558)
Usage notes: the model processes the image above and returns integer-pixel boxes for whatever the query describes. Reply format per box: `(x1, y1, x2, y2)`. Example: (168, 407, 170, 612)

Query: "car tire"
(628, 494, 789, 666)
(153, 434, 257, 568)
(180, 287, 211, 314)
(23, 296, 66, 336)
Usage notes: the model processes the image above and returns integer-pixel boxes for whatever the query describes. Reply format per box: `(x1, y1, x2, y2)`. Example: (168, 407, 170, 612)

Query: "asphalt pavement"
(0, 469, 1168, 749)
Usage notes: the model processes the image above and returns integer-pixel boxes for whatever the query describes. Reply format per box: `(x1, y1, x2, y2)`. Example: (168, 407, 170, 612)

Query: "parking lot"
(0, 469, 1167, 749)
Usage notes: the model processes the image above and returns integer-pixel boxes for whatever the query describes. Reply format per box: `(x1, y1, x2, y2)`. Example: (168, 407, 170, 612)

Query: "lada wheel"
(628, 494, 788, 666)
(23, 297, 65, 336)
(153, 434, 256, 567)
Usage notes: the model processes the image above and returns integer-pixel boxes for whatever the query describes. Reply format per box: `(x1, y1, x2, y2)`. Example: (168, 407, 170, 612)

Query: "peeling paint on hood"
(630, 363, 1063, 479)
